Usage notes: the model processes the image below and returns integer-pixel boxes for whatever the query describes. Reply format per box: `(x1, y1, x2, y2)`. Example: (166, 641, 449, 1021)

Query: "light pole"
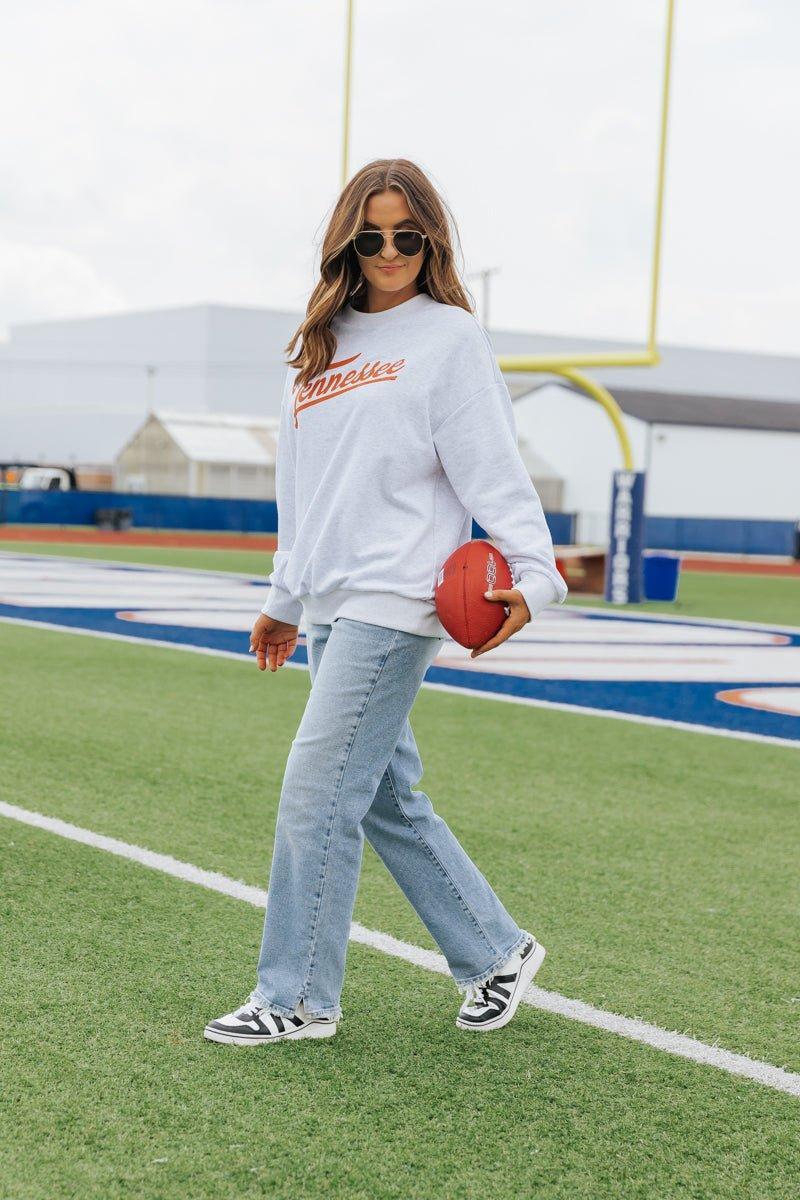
(341, 0, 354, 186)
(145, 365, 156, 414)
(466, 266, 500, 329)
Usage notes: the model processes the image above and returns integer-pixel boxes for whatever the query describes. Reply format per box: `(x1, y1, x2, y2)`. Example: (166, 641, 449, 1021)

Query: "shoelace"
(465, 982, 492, 1008)
(465, 956, 522, 1008)
(236, 1004, 266, 1022)
(237, 1003, 308, 1027)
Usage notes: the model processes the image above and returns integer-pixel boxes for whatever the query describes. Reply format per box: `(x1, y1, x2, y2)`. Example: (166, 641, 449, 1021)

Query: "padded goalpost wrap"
(604, 470, 647, 604)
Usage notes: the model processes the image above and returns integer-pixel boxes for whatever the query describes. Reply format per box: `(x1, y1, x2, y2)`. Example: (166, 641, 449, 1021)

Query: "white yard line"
(0, 614, 256, 665)
(1, 799, 798, 1099)
(3, 548, 799, 636)
(1, 615, 797, 751)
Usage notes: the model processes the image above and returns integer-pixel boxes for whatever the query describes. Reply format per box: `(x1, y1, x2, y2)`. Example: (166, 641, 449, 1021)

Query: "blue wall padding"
(0, 489, 280, 532)
(1, 489, 795, 555)
(645, 516, 795, 556)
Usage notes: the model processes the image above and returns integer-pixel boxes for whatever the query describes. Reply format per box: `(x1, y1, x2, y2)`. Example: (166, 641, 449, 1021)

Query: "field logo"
(605, 470, 646, 604)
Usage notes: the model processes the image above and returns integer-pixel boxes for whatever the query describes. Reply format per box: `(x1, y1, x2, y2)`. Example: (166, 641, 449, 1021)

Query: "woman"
(204, 158, 567, 1045)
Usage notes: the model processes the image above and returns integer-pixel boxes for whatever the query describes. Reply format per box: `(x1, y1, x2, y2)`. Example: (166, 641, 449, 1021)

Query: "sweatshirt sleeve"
(432, 376, 568, 621)
(261, 374, 304, 625)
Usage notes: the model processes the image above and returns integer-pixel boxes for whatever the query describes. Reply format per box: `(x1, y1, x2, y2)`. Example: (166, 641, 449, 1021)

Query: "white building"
(114, 411, 279, 499)
(496, 331, 800, 531)
(1, 302, 798, 524)
(0, 303, 297, 465)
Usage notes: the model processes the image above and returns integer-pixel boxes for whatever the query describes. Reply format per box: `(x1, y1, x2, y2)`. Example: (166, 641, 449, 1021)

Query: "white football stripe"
(1, 800, 798, 1099)
(717, 687, 800, 718)
(117, 609, 259, 630)
(435, 642, 800, 683)
(2, 555, 797, 687)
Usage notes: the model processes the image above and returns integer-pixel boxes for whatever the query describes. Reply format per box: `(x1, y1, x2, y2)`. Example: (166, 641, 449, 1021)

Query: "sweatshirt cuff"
(514, 573, 560, 621)
(261, 584, 303, 626)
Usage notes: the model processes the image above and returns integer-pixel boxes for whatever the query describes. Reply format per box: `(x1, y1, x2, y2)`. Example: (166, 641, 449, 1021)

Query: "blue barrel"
(643, 552, 681, 601)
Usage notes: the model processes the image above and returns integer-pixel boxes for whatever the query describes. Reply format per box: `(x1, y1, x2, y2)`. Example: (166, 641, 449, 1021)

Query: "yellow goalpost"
(339, 0, 677, 470)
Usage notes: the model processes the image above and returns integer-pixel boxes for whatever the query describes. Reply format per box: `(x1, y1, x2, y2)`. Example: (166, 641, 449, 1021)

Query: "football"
(434, 539, 514, 649)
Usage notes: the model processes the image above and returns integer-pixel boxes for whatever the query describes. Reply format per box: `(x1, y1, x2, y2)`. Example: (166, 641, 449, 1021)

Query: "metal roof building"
(114, 410, 279, 498)
(493, 330, 800, 528)
(2, 303, 797, 522)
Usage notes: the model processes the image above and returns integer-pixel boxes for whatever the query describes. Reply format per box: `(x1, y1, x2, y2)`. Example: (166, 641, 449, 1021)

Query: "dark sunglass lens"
(394, 231, 423, 256)
(354, 231, 384, 257)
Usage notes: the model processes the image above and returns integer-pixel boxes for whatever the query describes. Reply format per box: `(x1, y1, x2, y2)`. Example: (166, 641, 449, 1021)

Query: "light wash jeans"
(250, 616, 529, 1020)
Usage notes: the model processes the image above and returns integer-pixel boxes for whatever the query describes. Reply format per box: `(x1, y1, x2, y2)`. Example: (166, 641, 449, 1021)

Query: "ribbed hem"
(301, 587, 447, 639)
(514, 572, 562, 621)
(261, 583, 303, 626)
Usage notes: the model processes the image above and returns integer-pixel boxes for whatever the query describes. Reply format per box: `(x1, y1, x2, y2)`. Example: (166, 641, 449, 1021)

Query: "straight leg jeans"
(251, 617, 529, 1020)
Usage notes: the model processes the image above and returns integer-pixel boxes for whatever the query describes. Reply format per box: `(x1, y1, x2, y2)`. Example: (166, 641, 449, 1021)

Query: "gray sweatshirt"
(261, 291, 568, 638)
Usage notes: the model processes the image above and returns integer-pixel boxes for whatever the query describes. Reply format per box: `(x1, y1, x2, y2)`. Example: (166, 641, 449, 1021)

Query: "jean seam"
(383, 759, 498, 955)
(300, 627, 400, 1002)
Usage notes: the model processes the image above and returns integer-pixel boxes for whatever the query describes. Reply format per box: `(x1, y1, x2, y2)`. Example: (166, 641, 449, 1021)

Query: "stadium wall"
(0, 490, 796, 556)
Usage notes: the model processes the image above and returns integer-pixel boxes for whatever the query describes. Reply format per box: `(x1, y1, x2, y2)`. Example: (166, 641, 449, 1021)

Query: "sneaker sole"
(203, 1021, 337, 1046)
(455, 941, 546, 1032)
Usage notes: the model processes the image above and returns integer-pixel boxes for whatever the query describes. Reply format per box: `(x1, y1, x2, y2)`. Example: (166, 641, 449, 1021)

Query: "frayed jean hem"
(303, 1005, 343, 1021)
(249, 989, 342, 1022)
(452, 928, 532, 995)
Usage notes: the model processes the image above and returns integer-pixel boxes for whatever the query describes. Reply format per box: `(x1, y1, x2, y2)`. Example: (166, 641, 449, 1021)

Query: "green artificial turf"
(1, 621, 797, 1081)
(2, 824, 798, 1200)
(3, 536, 799, 1198)
(4, 539, 798, 626)
(575, 571, 800, 628)
(0, 539, 269, 575)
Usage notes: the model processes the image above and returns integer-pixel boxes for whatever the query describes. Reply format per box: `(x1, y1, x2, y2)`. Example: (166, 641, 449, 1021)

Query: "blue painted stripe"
(2, 602, 797, 746)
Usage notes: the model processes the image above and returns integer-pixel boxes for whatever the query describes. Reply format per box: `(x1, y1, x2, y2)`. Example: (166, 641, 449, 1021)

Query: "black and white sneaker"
(456, 936, 546, 1032)
(204, 997, 338, 1045)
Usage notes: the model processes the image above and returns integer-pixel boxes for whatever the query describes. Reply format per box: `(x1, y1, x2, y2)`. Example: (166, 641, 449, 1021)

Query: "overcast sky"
(1, 0, 798, 356)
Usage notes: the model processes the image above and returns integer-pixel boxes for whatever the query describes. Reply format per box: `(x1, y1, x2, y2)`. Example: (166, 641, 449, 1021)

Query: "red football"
(434, 539, 513, 649)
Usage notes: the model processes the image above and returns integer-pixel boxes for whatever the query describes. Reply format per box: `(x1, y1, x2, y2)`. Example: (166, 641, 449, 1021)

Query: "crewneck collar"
(336, 291, 433, 330)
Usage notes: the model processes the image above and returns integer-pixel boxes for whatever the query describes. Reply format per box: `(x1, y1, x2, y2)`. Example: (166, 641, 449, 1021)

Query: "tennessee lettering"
(292, 353, 406, 426)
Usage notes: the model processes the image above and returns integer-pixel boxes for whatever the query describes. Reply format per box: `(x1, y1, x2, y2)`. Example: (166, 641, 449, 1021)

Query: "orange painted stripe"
(681, 558, 800, 577)
(0, 528, 277, 551)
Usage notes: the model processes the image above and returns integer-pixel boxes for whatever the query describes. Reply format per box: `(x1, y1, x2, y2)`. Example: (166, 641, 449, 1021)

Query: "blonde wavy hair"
(285, 158, 475, 390)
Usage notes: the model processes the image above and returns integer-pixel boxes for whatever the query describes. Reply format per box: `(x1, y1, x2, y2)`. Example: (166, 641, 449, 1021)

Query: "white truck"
(18, 466, 75, 491)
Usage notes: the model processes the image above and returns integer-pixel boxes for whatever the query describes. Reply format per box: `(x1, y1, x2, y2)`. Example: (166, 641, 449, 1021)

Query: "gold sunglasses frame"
(351, 229, 429, 258)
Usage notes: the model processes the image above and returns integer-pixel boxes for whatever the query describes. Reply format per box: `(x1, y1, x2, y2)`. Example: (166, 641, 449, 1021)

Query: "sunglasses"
(352, 228, 428, 258)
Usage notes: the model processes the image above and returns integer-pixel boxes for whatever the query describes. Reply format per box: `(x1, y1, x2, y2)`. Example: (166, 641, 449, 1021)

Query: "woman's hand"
(469, 588, 531, 658)
(250, 612, 299, 672)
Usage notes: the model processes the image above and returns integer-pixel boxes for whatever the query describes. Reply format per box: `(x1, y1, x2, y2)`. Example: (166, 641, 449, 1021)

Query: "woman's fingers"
(255, 637, 295, 672)
(270, 641, 291, 671)
(470, 614, 525, 658)
(469, 587, 529, 657)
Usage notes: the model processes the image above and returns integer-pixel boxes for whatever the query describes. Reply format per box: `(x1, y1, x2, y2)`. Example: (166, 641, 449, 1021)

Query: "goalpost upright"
(339, 0, 677, 471)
